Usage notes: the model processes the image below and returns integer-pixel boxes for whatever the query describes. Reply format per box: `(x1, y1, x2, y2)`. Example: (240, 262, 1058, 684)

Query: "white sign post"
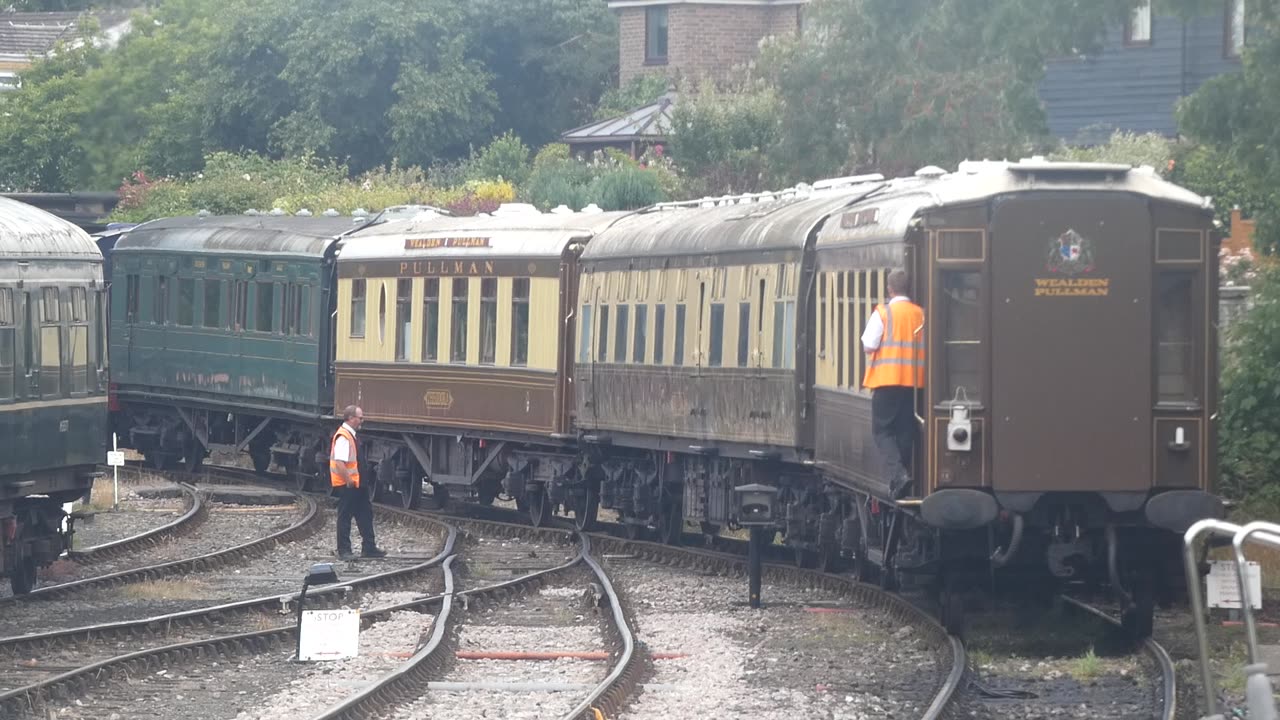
(106, 433, 125, 510)
(1207, 559, 1263, 610)
(298, 608, 361, 661)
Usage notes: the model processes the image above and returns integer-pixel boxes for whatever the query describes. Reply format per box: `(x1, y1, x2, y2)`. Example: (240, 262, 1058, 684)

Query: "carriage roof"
(0, 195, 101, 260)
(115, 216, 362, 258)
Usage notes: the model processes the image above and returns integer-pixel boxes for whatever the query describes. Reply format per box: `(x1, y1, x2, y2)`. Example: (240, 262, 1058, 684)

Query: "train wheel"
(1121, 581, 1155, 641)
(182, 437, 205, 474)
(400, 476, 422, 510)
(816, 545, 838, 573)
(852, 534, 871, 582)
(9, 555, 35, 595)
(572, 483, 599, 532)
(250, 449, 271, 474)
(528, 487, 549, 527)
(623, 521, 646, 541)
(658, 498, 682, 546)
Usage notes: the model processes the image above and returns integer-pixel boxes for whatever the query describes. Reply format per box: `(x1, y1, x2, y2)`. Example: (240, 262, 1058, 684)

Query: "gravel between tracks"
(38, 592, 433, 720)
(0, 506, 442, 639)
(607, 556, 940, 720)
(69, 481, 187, 552)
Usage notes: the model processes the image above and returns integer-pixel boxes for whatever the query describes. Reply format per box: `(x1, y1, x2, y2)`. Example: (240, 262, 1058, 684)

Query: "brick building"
(610, 0, 807, 87)
(0, 9, 132, 91)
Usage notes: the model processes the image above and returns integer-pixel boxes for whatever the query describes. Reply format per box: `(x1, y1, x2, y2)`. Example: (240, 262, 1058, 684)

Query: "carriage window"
(126, 274, 140, 322)
(233, 280, 248, 331)
(597, 305, 610, 362)
(709, 303, 725, 367)
(95, 289, 107, 377)
(177, 279, 195, 327)
(480, 278, 497, 365)
(71, 287, 86, 322)
(653, 305, 666, 365)
(634, 305, 648, 363)
(0, 289, 12, 400)
(941, 271, 983, 402)
(836, 274, 846, 386)
(846, 272, 858, 387)
(154, 278, 168, 324)
(578, 304, 593, 364)
(256, 282, 275, 333)
(673, 304, 686, 366)
(818, 273, 827, 356)
(350, 279, 367, 338)
(1156, 273, 1195, 404)
(299, 285, 311, 337)
(377, 284, 387, 343)
(69, 325, 89, 394)
(39, 325, 61, 397)
(737, 302, 751, 367)
(615, 305, 630, 363)
(450, 278, 469, 363)
(204, 280, 222, 328)
(283, 285, 295, 335)
(395, 279, 412, 361)
(511, 278, 530, 367)
(422, 278, 440, 362)
(40, 287, 60, 324)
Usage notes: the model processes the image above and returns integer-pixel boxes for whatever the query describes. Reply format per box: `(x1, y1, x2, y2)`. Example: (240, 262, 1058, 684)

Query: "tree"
(1178, 1, 1280, 254)
(757, 0, 1149, 182)
(466, 0, 618, 146)
(668, 82, 783, 194)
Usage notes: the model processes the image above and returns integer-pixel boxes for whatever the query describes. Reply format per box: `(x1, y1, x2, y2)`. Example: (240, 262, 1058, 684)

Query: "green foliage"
(758, 0, 1144, 180)
(586, 165, 668, 210)
(1217, 264, 1280, 499)
(592, 73, 671, 121)
(1178, 2, 1280, 254)
(1048, 131, 1177, 172)
(468, 131, 532, 186)
(668, 83, 782, 194)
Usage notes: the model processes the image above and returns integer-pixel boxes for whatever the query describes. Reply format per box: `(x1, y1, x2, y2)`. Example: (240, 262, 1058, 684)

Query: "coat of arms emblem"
(1046, 229, 1095, 275)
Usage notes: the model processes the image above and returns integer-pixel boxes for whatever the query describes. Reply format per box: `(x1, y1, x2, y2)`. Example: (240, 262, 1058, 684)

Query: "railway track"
(68, 478, 206, 563)
(1059, 596, 1177, 720)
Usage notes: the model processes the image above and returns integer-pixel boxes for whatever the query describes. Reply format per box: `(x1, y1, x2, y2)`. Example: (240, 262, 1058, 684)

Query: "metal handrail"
(1231, 522, 1280, 720)
(1183, 518, 1242, 720)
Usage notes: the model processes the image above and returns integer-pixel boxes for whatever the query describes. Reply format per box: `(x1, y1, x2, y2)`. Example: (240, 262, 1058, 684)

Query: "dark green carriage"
(109, 216, 361, 484)
(0, 196, 108, 593)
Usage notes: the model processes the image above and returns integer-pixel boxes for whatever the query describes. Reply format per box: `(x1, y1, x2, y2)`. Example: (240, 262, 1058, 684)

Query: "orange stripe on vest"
(862, 301, 926, 389)
(330, 425, 361, 489)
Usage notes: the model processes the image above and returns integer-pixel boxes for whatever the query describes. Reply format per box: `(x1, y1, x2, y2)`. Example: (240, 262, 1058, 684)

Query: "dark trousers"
(336, 484, 376, 552)
(872, 386, 918, 491)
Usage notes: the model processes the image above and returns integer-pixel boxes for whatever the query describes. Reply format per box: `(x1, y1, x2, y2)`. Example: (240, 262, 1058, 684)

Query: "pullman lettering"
(398, 259, 497, 277)
(404, 237, 491, 250)
(1033, 277, 1111, 297)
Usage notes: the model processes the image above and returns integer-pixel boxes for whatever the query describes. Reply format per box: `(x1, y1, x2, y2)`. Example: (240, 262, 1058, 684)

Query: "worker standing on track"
(331, 405, 386, 560)
(861, 269, 926, 500)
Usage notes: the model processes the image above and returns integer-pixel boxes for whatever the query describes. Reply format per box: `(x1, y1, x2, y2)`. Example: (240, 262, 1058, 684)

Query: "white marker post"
(106, 433, 125, 510)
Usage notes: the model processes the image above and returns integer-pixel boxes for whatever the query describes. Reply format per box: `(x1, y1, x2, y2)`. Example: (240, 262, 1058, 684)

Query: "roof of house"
(561, 91, 676, 146)
(0, 9, 131, 60)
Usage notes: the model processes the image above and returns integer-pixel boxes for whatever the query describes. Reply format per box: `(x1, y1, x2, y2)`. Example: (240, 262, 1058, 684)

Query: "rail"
(68, 481, 206, 563)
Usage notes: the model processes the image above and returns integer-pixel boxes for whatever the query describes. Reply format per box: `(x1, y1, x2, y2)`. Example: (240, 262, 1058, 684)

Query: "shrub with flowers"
(1221, 246, 1260, 287)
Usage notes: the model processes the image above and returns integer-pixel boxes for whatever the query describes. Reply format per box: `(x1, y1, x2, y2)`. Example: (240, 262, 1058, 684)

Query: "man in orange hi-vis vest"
(861, 269, 925, 500)
(331, 405, 386, 560)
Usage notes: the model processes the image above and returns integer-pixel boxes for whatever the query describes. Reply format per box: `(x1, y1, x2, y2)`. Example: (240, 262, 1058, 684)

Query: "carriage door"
(989, 193, 1152, 493)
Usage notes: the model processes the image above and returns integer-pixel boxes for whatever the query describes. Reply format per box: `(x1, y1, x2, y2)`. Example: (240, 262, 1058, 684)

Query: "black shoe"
(362, 547, 387, 559)
(337, 549, 356, 561)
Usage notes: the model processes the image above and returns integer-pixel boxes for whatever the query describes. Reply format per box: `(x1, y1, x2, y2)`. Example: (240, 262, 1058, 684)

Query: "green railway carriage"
(0, 196, 108, 594)
(109, 215, 367, 482)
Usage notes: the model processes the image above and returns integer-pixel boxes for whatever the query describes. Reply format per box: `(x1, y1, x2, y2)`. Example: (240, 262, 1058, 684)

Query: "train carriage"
(331, 206, 627, 519)
(108, 215, 367, 483)
(0, 196, 108, 594)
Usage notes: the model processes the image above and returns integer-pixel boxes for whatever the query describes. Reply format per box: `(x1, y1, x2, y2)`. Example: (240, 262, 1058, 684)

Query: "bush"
(1048, 131, 1177, 172)
(468, 131, 531, 186)
(1219, 264, 1280, 499)
(585, 165, 667, 210)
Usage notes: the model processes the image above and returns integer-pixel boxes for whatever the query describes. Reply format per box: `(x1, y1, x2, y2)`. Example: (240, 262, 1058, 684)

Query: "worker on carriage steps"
(862, 269, 926, 500)
(331, 405, 386, 560)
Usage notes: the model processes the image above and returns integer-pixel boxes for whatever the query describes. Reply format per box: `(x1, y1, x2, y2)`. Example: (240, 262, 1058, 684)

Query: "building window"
(451, 278, 469, 363)
(177, 279, 195, 327)
(204, 280, 222, 328)
(1226, 0, 1246, 58)
(646, 5, 668, 64)
(395, 278, 412, 361)
(256, 282, 275, 333)
(350, 279, 366, 338)
(422, 278, 440, 362)
(1125, 0, 1152, 46)
(511, 278, 530, 367)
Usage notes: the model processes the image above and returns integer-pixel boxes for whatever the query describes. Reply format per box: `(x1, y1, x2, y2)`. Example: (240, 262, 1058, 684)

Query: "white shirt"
(332, 422, 356, 462)
(861, 295, 911, 351)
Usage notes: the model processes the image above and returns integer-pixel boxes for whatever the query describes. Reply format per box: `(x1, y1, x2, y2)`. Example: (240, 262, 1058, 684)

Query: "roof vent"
(295, 208, 312, 217)
(812, 173, 886, 191)
(323, 208, 340, 217)
(493, 202, 540, 216)
(244, 209, 260, 216)
(196, 209, 211, 218)
(550, 204, 573, 215)
(581, 203, 603, 214)
(914, 165, 946, 179)
(353, 208, 370, 217)
(270, 207, 286, 216)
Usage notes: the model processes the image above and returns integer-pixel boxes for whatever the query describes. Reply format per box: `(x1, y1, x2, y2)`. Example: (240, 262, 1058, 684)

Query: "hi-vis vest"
(330, 425, 361, 488)
(862, 300, 926, 389)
